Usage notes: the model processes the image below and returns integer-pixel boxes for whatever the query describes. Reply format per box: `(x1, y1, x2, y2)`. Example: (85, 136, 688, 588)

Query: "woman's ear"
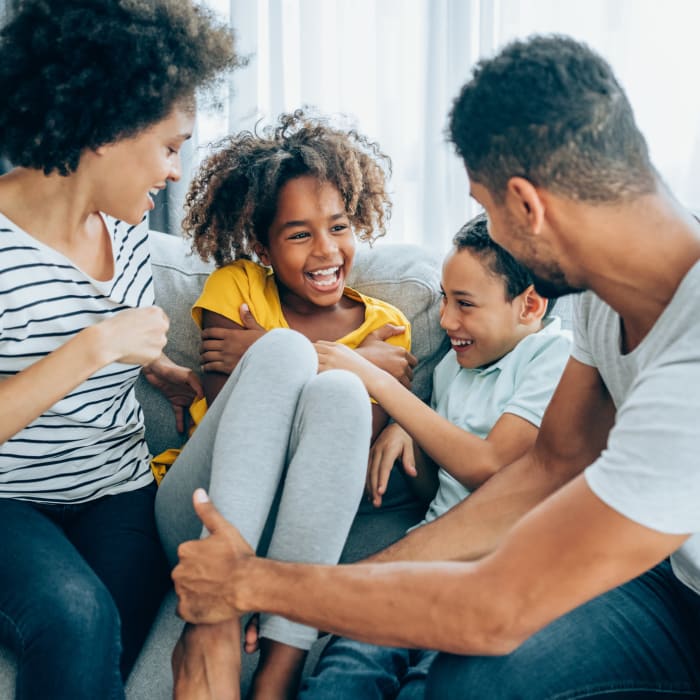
(518, 284, 548, 324)
(254, 242, 270, 266)
(506, 177, 545, 234)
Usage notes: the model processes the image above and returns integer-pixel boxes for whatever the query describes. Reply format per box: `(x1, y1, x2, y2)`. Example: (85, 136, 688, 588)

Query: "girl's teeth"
(309, 267, 339, 276)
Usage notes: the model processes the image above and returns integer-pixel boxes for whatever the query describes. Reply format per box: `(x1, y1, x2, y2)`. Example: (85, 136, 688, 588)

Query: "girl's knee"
(304, 369, 368, 410)
(248, 328, 317, 376)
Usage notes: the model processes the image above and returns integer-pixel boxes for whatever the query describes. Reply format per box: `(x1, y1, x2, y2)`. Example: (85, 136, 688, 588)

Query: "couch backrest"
(136, 231, 449, 456)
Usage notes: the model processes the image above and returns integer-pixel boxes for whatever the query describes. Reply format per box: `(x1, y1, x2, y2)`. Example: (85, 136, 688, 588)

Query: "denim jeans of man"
(300, 635, 438, 700)
(426, 560, 700, 699)
(0, 482, 168, 700)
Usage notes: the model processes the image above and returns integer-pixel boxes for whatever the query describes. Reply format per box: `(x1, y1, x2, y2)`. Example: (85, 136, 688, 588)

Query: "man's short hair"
(448, 34, 656, 202)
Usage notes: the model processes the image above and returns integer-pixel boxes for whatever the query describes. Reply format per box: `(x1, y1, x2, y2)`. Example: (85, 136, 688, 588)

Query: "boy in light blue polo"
(300, 214, 571, 700)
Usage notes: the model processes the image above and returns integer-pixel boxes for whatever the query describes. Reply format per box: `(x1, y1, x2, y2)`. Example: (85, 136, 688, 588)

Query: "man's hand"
(200, 304, 265, 374)
(142, 354, 203, 433)
(368, 423, 416, 507)
(356, 324, 417, 388)
(173, 489, 255, 624)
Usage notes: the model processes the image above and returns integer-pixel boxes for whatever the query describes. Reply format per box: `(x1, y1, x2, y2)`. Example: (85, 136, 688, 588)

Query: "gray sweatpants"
(155, 328, 370, 649)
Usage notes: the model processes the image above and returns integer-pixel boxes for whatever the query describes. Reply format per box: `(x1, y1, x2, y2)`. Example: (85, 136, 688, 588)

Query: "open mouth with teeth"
(146, 188, 160, 210)
(304, 265, 342, 291)
(450, 338, 474, 351)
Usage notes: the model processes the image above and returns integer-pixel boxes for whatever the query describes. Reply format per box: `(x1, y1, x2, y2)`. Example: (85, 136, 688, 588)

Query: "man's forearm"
(236, 556, 516, 655)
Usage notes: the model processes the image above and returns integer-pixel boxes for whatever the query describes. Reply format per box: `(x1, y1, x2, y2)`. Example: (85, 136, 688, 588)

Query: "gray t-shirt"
(573, 261, 700, 595)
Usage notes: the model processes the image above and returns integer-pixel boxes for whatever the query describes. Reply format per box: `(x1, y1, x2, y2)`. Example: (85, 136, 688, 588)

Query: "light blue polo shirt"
(423, 317, 571, 524)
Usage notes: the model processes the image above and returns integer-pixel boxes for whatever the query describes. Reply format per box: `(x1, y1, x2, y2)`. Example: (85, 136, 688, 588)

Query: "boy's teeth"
(452, 339, 473, 346)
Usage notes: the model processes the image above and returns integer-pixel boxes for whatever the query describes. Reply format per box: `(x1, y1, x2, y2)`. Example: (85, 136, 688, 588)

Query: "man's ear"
(254, 242, 270, 266)
(506, 177, 545, 234)
(517, 284, 548, 324)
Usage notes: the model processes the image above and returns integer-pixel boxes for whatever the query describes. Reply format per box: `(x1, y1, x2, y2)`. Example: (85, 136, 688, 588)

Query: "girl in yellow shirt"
(156, 111, 414, 699)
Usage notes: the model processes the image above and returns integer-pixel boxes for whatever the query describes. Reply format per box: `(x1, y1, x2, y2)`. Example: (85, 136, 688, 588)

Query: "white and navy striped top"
(0, 212, 154, 503)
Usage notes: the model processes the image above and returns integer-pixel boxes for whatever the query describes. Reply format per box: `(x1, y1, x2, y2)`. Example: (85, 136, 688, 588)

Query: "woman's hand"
(142, 354, 203, 433)
(367, 423, 416, 507)
(99, 306, 170, 366)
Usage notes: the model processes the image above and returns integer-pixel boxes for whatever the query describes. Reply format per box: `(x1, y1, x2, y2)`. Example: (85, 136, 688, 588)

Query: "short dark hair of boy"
(185, 109, 392, 267)
(448, 34, 656, 203)
(454, 214, 555, 316)
(0, 0, 238, 175)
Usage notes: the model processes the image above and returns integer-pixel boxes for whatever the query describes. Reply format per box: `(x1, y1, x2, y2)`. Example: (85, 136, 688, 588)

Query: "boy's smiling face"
(440, 247, 535, 369)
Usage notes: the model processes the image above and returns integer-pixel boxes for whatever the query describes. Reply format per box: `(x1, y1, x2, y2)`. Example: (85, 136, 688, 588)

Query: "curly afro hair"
(184, 109, 392, 267)
(0, 0, 239, 175)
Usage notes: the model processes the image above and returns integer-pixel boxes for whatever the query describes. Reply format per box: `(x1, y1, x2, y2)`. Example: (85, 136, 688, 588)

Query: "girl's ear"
(254, 242, 271, 266)
(517, 284, 548, 324)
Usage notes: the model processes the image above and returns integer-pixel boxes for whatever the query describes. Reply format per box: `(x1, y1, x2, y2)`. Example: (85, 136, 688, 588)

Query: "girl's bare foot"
(172, 620, 242, 700)
(247, 638, 307, 700)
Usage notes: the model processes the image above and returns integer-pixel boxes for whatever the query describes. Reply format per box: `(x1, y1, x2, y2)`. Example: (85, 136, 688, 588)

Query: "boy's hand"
(367, 423, 416, 507)
(315, 341, 383, 390)
(142, 354, 203, 434)
(173, 490, 255, 624)
(356, 324, 417, 388)
(200, 304, 265, 374)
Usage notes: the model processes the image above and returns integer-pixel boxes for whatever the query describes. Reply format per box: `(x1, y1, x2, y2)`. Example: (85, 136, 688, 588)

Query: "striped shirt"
(0, 212, 154, 503)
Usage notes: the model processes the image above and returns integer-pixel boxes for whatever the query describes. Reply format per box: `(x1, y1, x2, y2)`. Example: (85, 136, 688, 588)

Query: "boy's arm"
(317, 341, 545, 490)
(367, 356, 616, 562)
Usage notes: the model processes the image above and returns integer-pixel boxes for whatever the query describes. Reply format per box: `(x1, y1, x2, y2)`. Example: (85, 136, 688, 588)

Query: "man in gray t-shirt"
(169, 36, 700, 699)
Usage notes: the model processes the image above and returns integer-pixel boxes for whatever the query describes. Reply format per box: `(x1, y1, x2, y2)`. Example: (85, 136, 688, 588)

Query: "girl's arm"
(0, 306, 168, 444)
(199, 310, 249, 405)
(316, 341, 533, 490)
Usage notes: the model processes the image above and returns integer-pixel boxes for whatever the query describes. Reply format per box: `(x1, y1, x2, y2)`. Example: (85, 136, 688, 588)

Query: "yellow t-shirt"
(192, 259, 411, 350)
(151, 259, 411, 483)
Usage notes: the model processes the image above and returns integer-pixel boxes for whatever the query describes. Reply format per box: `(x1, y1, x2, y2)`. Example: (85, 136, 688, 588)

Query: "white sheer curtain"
(193, 0, 700, 254)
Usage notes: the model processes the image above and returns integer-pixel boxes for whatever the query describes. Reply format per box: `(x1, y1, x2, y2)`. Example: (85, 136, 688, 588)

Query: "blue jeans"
(299, 635, 437, 700)
(426, 560, 700, 699)
(0, 482, 169, 700)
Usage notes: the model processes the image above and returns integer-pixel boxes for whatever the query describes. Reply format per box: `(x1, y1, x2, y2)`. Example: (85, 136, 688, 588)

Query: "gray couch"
(0, 230, 448, 698)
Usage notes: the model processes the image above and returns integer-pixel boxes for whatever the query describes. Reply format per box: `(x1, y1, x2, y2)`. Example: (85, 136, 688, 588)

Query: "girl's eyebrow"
(280, 212, 347, 229)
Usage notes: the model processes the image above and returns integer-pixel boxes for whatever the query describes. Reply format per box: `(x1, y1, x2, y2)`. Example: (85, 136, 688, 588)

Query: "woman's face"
(88, 106, 194, 224)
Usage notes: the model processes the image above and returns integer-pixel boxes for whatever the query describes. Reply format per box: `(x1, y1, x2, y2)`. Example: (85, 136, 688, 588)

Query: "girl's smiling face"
(258, 175, 356, 313)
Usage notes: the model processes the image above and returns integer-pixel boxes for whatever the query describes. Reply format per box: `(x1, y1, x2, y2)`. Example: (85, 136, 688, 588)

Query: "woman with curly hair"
(0, 1, 236, 698)
(154, 111, 415, 699)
